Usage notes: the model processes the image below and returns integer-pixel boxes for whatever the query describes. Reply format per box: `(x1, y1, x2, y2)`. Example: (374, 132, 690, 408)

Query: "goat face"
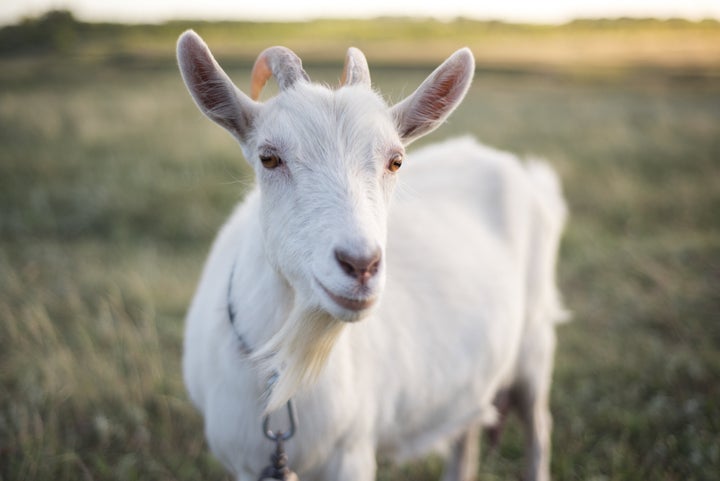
(177, 31, 475, 322)
(250, 85, 402, 321)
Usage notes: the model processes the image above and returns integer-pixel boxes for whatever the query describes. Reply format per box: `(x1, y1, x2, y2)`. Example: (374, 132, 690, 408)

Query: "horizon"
(2, 0, 720, 27)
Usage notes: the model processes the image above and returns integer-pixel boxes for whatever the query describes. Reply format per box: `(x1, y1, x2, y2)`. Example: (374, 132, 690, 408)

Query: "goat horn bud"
(341, 47, 371, 88)
(250, 46, 309, 100)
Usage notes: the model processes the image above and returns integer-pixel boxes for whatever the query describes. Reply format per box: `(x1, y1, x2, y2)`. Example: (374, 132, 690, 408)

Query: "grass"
(1, 17, 720, 481)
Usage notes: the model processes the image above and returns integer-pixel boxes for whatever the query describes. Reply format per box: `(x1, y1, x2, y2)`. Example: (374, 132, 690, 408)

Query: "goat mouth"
(317, 281, 377, 312)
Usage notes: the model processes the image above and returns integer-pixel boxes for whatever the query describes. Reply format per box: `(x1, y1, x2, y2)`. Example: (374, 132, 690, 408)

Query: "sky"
(2, 0, 719, 26)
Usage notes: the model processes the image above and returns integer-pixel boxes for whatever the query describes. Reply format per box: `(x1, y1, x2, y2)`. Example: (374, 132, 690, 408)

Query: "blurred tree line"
(0, 10, 85, 54)
(1, 9, 717, 61)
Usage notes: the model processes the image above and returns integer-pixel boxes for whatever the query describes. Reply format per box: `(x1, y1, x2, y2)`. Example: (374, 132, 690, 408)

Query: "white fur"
(178, 30, 567, 481)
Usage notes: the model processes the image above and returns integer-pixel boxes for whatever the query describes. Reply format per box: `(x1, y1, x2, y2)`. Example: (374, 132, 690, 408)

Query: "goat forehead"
(260, 85, 395, 161)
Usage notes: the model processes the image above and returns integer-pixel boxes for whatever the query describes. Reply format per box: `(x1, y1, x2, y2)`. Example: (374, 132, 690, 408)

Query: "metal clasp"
(258, 400, 299, 481)
(262, 399, 297, 441)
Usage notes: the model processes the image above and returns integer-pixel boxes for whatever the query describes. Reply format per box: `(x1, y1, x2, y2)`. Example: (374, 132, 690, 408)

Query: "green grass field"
(1, 14, 719, 481)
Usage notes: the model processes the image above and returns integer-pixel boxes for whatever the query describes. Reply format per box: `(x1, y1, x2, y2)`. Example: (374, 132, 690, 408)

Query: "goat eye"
(387, 153, 403, 173)
(259, 154, 282, 169)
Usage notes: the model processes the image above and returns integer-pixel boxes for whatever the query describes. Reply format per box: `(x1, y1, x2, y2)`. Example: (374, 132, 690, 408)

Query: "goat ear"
(391, 48, 474, 145)
(177, 30, 258, 142)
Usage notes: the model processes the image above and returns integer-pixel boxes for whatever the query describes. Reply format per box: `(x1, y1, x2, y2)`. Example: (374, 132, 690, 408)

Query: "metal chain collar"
(227, 259, 300, 481)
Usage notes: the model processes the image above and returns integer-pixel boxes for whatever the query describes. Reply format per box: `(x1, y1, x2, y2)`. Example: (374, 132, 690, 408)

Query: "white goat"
(177, 30, 568, 481)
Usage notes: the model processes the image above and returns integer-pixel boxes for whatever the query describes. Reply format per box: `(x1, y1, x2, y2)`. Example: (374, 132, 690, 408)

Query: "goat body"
(178, 31, 567, 481)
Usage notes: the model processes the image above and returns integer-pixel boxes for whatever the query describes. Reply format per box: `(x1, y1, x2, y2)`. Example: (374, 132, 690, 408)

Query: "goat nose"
(334, 248, 382, 283)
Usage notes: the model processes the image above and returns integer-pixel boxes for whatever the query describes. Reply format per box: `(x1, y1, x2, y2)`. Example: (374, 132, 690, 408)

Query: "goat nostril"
(335, 250, 357, 277)
(337, 258, 356, 277)
(369, 253, 381, 273)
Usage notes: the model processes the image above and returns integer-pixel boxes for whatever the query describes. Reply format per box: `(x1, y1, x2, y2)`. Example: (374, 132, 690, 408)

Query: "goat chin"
(252, 304, 345, 413)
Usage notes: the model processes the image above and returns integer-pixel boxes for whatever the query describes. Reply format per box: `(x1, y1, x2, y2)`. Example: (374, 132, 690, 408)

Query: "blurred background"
(1, 1, 719, 480)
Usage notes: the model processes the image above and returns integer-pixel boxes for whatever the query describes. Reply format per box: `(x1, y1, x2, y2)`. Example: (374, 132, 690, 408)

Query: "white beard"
(253, 302, 345, 413)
